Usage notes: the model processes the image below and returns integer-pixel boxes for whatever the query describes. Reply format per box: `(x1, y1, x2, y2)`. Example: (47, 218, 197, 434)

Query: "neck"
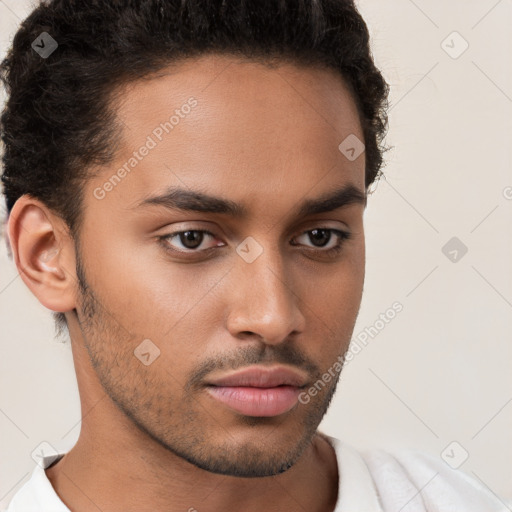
(46, 423, 338, 512)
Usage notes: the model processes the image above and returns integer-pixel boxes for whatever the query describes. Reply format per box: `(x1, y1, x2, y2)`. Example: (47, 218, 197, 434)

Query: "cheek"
(305, 245, 365, 357)
(82, 230, 229, 355)
(303, 238, 364, 308)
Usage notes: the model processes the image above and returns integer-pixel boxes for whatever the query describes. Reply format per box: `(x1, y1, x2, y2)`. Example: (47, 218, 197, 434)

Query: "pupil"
(310, 229, 330, 247)
(181, 231, 202, 249)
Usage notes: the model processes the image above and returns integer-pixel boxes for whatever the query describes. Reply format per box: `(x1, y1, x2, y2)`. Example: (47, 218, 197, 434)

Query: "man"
(1, 1, 508, 510)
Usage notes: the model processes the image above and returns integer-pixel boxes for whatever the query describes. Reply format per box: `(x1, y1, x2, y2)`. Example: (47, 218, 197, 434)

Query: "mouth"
(203, 365, 308, 417)
(205, 384, 302, 417)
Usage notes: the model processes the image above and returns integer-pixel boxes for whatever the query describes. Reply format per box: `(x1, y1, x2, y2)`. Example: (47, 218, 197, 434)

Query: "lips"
(205, 365, 308, 388)
(205, 365, 308, 417)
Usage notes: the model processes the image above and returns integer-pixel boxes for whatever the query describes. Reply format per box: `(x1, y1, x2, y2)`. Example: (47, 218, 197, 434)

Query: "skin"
(8, 54, 367, 512)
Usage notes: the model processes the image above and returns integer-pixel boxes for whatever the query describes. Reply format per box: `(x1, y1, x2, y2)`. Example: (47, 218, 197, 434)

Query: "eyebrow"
(135, 183, 366, 218)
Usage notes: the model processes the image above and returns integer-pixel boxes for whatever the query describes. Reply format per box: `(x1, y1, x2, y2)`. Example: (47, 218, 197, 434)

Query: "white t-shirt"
(5, 433, 511, 511)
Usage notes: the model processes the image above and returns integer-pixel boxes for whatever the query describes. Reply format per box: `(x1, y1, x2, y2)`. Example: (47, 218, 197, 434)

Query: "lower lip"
(206, 385, 301, 417)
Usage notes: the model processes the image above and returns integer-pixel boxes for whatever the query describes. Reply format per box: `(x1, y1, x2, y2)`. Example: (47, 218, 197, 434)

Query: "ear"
(7, 195, 77, 314)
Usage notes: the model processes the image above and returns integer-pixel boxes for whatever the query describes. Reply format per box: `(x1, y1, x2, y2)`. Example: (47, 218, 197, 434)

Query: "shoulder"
(322, 433, 511, 512)
(3, 453, 69, 512)
(360, 445, 510, 512)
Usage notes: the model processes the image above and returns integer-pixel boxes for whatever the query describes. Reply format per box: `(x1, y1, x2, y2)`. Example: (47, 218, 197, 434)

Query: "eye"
(291, 228, 352, 256)
(158, 229, 222, 253)
(157, 227, 352, 258)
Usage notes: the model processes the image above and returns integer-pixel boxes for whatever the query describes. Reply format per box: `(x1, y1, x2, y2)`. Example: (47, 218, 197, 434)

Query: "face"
(72, 54, 366, 477)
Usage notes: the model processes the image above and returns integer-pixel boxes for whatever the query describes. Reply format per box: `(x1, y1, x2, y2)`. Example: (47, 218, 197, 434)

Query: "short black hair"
(0, 0, 390, 335)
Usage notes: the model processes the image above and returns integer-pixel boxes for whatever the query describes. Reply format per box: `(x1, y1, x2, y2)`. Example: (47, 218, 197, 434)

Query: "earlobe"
(7, 195, 77, 314)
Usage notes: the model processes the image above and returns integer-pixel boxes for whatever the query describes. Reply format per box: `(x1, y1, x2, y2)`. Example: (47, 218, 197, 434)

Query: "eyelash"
(158, 227, 352, 259)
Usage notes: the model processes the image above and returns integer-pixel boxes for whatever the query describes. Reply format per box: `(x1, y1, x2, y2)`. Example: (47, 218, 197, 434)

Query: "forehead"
(88, 54, 365, 219)
(115, 53, 363, 147)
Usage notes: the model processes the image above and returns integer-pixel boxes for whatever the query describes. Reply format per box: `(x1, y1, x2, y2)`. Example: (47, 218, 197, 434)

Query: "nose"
(225, 243, 306, 345)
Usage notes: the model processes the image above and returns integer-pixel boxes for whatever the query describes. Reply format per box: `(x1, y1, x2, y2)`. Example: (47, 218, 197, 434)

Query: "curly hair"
(0, 0, 389, 334)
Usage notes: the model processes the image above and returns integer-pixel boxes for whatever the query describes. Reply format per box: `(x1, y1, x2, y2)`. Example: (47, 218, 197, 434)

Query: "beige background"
(1, 0, 511, 507)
